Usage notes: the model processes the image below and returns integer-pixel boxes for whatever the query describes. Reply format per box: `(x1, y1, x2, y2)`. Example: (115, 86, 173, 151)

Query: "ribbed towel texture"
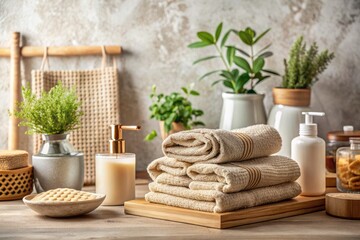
(145, 182, 301, 213)
(162, 124, 281, 163)
(146, 124, 301, 213)
(187, 155, 300, 193)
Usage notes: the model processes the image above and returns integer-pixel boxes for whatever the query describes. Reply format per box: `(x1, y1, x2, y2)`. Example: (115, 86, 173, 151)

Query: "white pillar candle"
(95, 153, 135, 205)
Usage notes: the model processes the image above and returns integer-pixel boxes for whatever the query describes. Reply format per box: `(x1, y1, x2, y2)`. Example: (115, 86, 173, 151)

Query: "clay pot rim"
(273, 87, 311, 90)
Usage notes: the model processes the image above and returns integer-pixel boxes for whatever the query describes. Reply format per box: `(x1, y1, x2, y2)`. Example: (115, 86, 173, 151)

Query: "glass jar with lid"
(336, 137, 360, 193)
(327, 126, 360, 173)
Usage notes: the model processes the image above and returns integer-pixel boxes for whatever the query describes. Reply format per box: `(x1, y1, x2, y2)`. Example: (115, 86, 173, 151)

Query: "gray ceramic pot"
(32, 133, 84, 193)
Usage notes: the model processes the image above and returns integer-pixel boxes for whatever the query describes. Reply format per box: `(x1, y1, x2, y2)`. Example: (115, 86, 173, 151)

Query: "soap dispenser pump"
(291, 112, 326, 196)
(96, 124, 141, 206)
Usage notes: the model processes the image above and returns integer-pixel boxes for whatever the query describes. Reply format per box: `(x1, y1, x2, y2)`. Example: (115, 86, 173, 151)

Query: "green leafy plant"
(10, 82, 83, 135)
(145, 84, 204, 141)
(188, 23, 279, 94)
(282, 36, 335, 88)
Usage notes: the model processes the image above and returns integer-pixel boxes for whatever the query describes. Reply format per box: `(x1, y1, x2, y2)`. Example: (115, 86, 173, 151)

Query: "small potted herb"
(145, 84, 204, 141)
(273, 36, 335, 106)
(11, 83, 84, 192)
(188, 23, 279, 129)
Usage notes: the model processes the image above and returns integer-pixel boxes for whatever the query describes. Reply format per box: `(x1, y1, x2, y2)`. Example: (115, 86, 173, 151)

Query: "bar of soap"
(31, 188, 98, 202)
(0, 150, 29, 170)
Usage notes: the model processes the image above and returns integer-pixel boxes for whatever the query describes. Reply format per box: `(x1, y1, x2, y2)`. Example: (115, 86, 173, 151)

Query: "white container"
(95, 153, 135, 205)
(291, 112, 326, 196)
(267, 105, 310, 157)
(219, 93, 266, 130)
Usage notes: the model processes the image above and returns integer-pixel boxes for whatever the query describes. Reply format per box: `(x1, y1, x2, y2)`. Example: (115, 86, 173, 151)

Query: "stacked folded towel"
(145, 124, 301, 213)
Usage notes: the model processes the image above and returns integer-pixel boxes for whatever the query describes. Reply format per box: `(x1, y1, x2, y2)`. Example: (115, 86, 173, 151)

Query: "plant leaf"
(226, 46, 235, 66)
(246, 89, 257, 94)
(255, 43, 271, 56)
(215, 22, 223, 42)
(239, 31, 253, 45)
(181, 87, 188, 94)
(221, 30, 232, 47)
(223, 80, 233, 89)
(190, 90, 200, 96)
(233, 56, 252, 72)
(253, 57, 265, 73)
(192, 121, 205, 126)
(197, 32, 215, 43)
(231, 47, 250, 57)
(254, 75, 270, 86)
(211, 79, 225, 86)
(188, 41, 212, 48)
(262, 69, 280, 76)
(257, 51, 273, 58)
(245, 27, 256, 38)
(253, 28, 271, 44)
(144, 130, 157, 141)
(198, 70, 222, 81)
(220, 70, 233, 80)
(193, 56, 220, 65)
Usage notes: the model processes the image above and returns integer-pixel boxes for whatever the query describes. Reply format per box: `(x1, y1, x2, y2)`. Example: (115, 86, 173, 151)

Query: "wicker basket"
(0, 166, 33, 201)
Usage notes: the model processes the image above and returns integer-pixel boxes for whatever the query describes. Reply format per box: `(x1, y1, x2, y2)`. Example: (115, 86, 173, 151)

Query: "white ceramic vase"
(219, 93, 267, 130)
(267, 105, 310, 157)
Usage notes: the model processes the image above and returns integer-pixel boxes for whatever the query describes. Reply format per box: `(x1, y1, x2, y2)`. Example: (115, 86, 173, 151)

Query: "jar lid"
(327, 130, 360, 142)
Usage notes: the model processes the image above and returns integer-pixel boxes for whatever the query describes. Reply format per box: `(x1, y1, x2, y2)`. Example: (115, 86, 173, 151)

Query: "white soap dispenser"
(291, 112, 326, 196)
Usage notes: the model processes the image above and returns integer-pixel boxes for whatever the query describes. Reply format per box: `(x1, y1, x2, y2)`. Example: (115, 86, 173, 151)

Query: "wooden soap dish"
(326, 193, 360, 219)
(0, 166, 33, 201)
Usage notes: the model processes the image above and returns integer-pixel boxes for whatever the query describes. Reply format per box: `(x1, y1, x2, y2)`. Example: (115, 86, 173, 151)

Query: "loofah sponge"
(0, 150, 29, 170)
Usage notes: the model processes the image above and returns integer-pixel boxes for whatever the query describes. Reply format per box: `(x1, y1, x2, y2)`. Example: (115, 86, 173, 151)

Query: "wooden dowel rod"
(0, 45, 121, 57)
(8, 32, 21, 150)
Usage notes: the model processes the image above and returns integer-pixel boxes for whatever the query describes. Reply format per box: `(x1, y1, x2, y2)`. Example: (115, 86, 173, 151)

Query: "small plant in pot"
(273, 36, 335, 106)
(11, 83, 84, 192)
(188, 23, 279, 130)
(145, 84, 204, 141)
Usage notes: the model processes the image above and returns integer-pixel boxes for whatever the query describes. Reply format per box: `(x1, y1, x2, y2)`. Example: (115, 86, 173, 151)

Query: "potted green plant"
(188, 23, 279, 130)
(273, 36, 335, 106)
(11, 83, 84, 192)
(268, 36, 335, 157)
(145, 84, 204, 141)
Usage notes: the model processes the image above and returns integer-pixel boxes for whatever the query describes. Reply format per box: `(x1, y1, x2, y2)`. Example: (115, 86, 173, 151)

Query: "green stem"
(215, 44, 230, 71)
(250, 45, 254, 90)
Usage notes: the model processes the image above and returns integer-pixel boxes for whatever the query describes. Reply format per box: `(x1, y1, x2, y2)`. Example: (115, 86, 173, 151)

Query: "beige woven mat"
(31, 47, 120, 185)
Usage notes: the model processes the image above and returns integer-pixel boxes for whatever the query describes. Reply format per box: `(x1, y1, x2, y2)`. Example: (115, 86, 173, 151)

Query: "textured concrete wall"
(0, 0, 359, 170)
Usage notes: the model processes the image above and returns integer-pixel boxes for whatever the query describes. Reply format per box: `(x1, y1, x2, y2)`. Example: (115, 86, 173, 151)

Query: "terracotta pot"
(159, 121, 186, 140)
(272, 88, 311, 107)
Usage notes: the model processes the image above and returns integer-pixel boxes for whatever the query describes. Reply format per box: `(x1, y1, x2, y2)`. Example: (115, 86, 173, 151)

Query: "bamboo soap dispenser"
(96, 124, 140, 206)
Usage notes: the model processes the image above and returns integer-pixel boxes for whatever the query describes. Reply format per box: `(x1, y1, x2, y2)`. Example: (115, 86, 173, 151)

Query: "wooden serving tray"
(124, 195, 326, 229)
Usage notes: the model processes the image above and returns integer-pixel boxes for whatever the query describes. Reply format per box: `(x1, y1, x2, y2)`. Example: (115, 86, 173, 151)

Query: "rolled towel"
(187, 155, 300, 193)
(147, 156, 192, 187)
(145, 182, 301, 213)
(162, 124, 281, 163)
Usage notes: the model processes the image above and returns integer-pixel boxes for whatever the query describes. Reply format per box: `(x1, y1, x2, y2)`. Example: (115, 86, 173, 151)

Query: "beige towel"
(147, 156, 192, 187)
(162, 124, 281, 163)
(187, 155, 300, 193)
(145, 182, 301, 213)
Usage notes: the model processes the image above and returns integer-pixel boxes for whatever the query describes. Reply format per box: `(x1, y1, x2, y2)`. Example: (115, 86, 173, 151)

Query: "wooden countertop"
(0, 181, 359, 240)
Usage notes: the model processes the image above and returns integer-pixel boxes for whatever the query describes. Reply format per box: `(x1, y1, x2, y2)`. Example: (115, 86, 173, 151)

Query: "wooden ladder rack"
(0, 32, 122, 150)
